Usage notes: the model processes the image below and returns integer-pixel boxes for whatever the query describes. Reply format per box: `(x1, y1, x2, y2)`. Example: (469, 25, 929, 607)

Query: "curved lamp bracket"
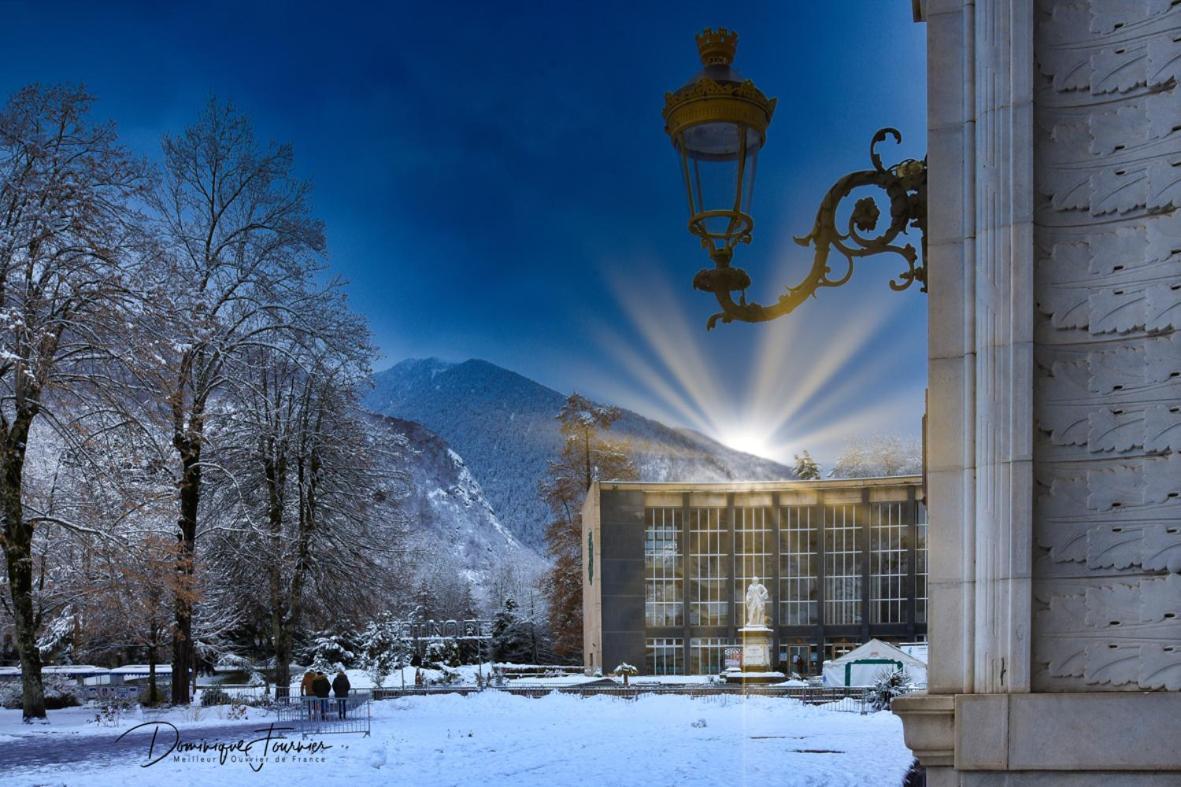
(693, 128, 927, 330)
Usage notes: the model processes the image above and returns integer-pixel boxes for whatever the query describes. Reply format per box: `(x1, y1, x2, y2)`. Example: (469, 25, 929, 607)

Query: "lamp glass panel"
(678, 122, 759, 242)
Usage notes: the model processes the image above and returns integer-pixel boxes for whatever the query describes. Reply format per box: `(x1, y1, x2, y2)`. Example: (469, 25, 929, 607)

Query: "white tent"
(821, 639, 927, 688)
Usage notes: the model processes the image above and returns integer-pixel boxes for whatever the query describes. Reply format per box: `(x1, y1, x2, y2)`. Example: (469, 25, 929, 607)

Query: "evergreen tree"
(456, 584, 479, 620)
(359, 613, 410, 687)
(792, 450, 821, 480)
(539, 394, 637, 661)
(413, 580, 434, 622)
(490, 597, 533, 663)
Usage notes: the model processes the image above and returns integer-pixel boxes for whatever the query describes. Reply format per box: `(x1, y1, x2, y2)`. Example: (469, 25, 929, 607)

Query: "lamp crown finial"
(695, 28, 738, 66)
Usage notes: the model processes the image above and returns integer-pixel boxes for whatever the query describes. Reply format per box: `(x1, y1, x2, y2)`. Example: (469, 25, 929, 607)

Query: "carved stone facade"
(1032, 0, 1181, 693)
(895, 0, 1181, 782)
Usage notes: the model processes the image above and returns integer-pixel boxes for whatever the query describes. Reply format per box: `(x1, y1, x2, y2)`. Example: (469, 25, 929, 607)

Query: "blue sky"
(1, 1, 927, 466)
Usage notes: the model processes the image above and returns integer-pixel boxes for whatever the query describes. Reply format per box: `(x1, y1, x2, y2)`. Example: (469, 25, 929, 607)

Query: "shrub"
(613, 662, 638, 686)
(426, 639, 461, 668)
(0, 676, 80, 709)
(866, 668, 913, 712)
(200, 686, 232, 707)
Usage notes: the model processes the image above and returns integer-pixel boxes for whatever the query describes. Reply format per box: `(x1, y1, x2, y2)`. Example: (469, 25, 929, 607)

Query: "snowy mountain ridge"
(368, 414, 540, 600)
(365, 358, 795, 551)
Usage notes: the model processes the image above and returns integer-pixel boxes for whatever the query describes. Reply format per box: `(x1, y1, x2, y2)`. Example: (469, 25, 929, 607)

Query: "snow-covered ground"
(0, 691, 912, 786)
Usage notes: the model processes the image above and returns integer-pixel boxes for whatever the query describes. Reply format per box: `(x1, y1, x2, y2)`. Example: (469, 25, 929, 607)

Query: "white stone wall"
(1032, 0, 1181, 692)
(924, 0, 1037, 698)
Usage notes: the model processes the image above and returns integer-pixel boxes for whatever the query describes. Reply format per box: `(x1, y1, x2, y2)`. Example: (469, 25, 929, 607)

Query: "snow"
(0, 690, 914, 786)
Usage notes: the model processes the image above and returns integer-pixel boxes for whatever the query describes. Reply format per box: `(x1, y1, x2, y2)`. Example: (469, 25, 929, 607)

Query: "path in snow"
(0, 718, 289, 770)
(0, 692, 915, 786)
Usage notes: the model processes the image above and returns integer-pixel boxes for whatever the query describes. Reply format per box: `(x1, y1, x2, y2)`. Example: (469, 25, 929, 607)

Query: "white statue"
(744, 576, 769, 627)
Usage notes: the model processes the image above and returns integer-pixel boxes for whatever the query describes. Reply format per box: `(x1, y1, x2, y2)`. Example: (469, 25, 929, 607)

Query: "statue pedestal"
(723, 626, 784, 684)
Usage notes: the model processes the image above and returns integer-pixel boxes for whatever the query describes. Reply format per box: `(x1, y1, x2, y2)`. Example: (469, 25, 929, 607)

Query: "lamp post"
(663, 28, 928, 329)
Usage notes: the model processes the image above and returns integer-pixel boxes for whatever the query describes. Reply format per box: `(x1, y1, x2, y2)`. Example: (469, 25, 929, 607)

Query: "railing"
(207, 683, 270, 702)
(370, 682, 870, 711)
(79, 685, 141, 703)
(492, 664, 586, 679)
(275, 692, 372, 736)
(372, 686, 482, 700)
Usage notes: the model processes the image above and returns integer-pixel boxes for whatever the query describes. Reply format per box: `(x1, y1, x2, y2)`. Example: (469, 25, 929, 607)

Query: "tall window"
(916, 502, 928, 624)
(734, 507, 772, 625)
(645, 638, 683, 675)
(779, 506, 818, 625)
(870, 502, 908, 624)
(689, 637, 732, 674)
(824, 505, 862, 625)
(645, 508, 683, 627)
(688, 508, 729, 626)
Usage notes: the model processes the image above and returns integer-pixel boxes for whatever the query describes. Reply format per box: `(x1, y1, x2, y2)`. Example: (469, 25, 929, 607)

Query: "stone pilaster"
(899, 0, 1181, 780)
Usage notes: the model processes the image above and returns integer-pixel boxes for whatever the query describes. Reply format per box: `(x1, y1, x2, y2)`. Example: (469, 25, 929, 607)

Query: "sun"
(721, 428, 776, 461)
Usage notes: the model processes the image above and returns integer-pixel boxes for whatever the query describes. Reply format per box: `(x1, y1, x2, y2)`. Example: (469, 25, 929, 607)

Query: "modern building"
(581, 477, 927, 676)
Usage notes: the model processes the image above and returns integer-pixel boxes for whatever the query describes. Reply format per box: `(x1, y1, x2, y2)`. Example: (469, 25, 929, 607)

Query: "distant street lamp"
(663, 28, 928, 329)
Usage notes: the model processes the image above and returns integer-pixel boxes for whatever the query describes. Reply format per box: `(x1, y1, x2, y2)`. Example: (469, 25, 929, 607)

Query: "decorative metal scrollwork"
(693, 128, 927, 329)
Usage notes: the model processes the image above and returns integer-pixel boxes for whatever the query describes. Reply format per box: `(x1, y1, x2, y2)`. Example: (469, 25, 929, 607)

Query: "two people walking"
(300, 668, 351, 720)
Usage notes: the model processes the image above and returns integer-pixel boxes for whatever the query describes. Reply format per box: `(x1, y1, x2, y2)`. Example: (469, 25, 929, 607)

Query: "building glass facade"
(823, 505, 863, 626)
(779, 505, 818, 625)
(689, 637, 732, 675)
(915, 503, 928, 625)
(687, 507, 729, 627)
(734, 507, 772, 625)
(870, 502, 908, 624)
(584, 478, 928, 676)
(645, 638, 683, 675)
(644, 507, 683, 627)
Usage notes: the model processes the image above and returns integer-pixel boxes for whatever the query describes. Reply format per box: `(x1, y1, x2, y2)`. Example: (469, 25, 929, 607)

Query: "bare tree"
(206, 286, 411, 695)
(829, 434, 922, 478)
(0, 85, 145, 720)
(144, 99, 325, 703)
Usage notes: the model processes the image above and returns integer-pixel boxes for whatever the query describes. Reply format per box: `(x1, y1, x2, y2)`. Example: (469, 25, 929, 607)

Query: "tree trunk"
(148, 644, 158, 706)
(170, 445, 200, 705)
(273, 625, 292, 700)
(264, 448, 293, 700)
(1, 417, 46, 721)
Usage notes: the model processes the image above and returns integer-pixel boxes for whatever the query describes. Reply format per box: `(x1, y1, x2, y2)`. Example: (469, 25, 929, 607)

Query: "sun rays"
(590, 259, 925, 467)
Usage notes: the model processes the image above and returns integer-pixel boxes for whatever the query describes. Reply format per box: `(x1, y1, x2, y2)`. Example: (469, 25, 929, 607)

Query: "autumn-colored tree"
(539, 394, 636, 660)
(88, 534, 198, 705)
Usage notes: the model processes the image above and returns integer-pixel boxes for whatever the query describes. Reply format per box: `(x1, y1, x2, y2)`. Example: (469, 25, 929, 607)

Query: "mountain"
(367, 413, 541, 603)
(364, 358, 794, 550)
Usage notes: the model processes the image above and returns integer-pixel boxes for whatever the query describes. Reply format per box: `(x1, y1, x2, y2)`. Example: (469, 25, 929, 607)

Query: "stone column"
(895, 0, 1181, 782)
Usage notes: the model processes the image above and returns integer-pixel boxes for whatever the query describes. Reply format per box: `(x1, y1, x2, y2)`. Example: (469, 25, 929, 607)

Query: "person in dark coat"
(300, 670, 318, 719)
(332, 669, 351, 719)
(313, 671, 331, 719)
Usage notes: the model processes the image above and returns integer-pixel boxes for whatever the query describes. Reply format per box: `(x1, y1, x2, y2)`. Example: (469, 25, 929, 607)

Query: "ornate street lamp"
(663, 29, 928, 329)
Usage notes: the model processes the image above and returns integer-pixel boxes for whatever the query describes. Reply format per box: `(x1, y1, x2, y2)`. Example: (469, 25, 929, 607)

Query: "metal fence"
(275, 692, 372, 736)
(371, 683, 871, 711)
(372, 686, 482, 700)
(79, 685, 142, 704)
(206, 683, 271, 703)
